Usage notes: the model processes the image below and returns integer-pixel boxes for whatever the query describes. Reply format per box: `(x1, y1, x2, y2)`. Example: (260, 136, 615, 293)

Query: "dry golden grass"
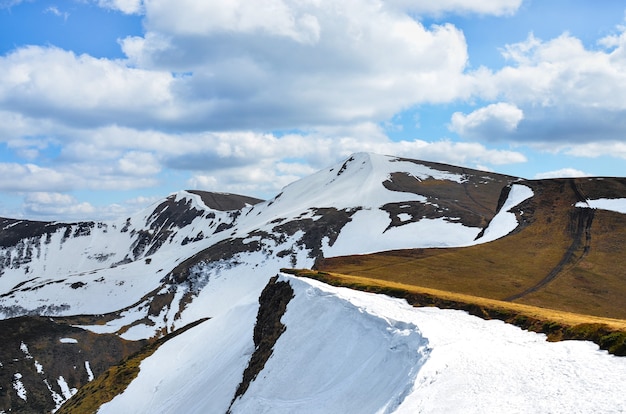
(290, 269, 626, 330)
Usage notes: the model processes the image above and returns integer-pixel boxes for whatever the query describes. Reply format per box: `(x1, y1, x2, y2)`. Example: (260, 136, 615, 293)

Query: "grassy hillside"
(316, 178, 626, 320)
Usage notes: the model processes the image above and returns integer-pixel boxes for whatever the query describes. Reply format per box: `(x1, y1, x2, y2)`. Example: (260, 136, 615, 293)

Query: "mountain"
(317, 176, 626, 319)
(0, 153, 625, 413)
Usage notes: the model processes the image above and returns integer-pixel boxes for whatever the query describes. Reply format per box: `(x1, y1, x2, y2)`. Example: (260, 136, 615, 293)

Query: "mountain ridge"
(0, 152, 625, 413)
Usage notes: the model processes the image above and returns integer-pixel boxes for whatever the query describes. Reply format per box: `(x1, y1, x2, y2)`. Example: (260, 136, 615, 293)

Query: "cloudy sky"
(1, 0, 626, 221)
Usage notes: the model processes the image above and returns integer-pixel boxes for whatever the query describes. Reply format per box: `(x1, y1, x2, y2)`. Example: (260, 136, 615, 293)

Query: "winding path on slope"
(504, 181, 594, 302)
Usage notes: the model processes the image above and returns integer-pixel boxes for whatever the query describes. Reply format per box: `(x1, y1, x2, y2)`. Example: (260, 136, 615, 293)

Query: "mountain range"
(1, 152, 625, 413)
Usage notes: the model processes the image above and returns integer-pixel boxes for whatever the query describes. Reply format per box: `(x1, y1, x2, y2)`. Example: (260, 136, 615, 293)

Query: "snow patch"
(20, 342, 33, 358)
(397, 212, 412, 222)
(34, 360, 44, 374)
(325, 209, 481, 256)
(59, 337, 78, 344)
(85, 361, 94, 382)
(13, 373, 27, 401)
(576, 198, 626, 214)
(474, 184, 534, 244)
(57, 376, 77, 400)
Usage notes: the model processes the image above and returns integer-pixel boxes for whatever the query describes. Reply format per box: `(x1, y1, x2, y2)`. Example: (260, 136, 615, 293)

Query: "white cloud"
(144, 0, 321, 44)
(119, 0, 472, 128)
(386, 0, 522, 17)
(462, 27, 626, 147)
(564, 141, 626, 160)
(0, 163, 73, 192)
(97, 0, 143, 14)
(534, 168, 590, 179)
(449, 102, 524, 140)
(44, 6, 70, 21)
(0, 2, 474, 132)
(0, 46, 176, 129)
(117, 151, 161, 176)
(488, 32, 626, 109)
(23, 192, 95, 219)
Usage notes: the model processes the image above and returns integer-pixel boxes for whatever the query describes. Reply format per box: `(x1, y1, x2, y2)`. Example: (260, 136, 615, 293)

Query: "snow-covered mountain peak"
(239, 153, 473, 227)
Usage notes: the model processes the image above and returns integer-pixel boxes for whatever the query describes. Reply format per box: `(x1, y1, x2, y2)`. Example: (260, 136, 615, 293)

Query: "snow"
(230, 276, 430, 414)
(85, 361, 94, 382)
(57, 376, 77, 400)
(473, 184, 534, 244)
(13, 373, 27, 401)
(34, 360, 44, 374)
(59, 338, 78, 344)
(397, 212, 412, 222)
(45, 378, 66, 412)
(20, 342, 33, 358)
(295, 276, 626, 414)
(99, 274, 626, 413)
(325, 210, 482, 256)
(576, 198, 626, 214)
(0, 153, 510, 326)
(98, 301, 259, 414)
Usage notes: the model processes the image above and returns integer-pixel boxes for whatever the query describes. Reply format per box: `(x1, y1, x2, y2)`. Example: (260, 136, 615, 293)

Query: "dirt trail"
(504, 181, 594, 301)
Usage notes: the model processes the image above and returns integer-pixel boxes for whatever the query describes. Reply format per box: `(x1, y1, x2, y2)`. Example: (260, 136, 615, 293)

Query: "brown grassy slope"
(317, 177, 626, 319)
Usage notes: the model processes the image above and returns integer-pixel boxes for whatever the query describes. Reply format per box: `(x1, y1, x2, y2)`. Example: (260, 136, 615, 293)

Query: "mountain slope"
(317, 177, 626, 319)
(0, 152, 625, 413)
(93, 274, 626, 414)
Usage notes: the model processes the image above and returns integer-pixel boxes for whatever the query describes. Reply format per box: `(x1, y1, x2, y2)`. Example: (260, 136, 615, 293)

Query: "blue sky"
(0, 0, 625, 221)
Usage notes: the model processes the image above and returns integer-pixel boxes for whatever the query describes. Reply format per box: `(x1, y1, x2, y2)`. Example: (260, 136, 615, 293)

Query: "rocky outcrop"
(228, 276, 294, 411)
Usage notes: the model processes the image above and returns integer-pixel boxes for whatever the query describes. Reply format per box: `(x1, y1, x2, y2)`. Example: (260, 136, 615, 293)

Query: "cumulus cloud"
(467, 29, 626, 149)
(0, 46, 176, 129)
(449, 102, 524, 140)
(120, 0, 472, 129)
(564, 141, 626, 160)
(534, 168, 590, 179)
(0, 163, 74, 192)
(23, 192, 95, 219)
(143, 0, 321, 44)
(386, 0, 522, 17)
(0, 1, 476, 132)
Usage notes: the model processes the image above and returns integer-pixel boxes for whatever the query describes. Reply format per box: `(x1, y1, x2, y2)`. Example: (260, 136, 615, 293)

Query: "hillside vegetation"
(316, 178, 626, 320)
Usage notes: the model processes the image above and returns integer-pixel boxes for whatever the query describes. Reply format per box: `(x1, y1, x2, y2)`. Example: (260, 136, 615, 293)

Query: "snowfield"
(99, 274, 626, 414)
(576, 198, 626, 214)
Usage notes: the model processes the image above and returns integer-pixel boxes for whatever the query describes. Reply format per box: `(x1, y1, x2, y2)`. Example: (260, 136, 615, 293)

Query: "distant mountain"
(0, 153, 625, 413)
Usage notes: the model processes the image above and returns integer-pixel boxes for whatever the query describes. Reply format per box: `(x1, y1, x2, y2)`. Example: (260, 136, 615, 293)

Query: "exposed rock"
(228, 276, 294, 411)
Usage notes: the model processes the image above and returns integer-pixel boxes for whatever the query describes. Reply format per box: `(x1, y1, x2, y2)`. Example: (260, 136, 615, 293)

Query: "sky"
(0, 0, 625, 222)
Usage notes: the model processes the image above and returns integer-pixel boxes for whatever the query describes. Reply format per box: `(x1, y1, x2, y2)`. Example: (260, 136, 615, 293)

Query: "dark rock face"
(187, 191, 263, 211)
(229, 276, 294, 411)
(382, 165, 516, 230)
